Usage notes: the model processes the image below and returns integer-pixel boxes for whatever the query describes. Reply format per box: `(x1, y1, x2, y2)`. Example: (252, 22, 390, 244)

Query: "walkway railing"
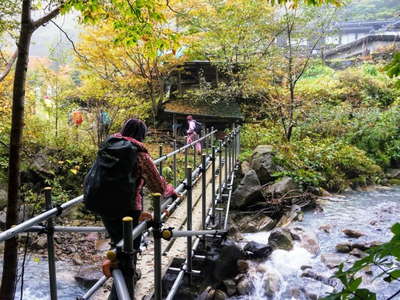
(0, 125, 241, 300)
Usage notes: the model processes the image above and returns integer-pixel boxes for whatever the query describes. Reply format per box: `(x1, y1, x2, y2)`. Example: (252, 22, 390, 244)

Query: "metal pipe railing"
(25, 226, 107, 233)
(153, 130, 217, 165)
(0, 195, 83, 242)
(152, 193, 162, 300)
(112, 269, 131, 300)
(0, 130, 218, 244)
(78, 276, 108, 300)
(0, 127, 239, 300)
(186, 167, 193, 285)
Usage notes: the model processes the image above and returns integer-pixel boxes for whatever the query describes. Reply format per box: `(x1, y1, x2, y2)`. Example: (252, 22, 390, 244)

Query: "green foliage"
(239, 123, 283, 161)
(347, 106, 400, 168)
(297, 65, 399, 108)
(324, 223, 400, 300)
(274, 138, 382, 191)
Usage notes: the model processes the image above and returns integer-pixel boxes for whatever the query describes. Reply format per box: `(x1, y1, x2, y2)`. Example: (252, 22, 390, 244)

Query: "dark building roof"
(163, 99, 242, 120)
(325, 34, 400, 59)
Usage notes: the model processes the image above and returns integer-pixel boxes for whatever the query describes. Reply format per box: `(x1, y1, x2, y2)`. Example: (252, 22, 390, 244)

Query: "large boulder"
(231, 170, 261, 208)
(265, 177, 298, 196)
(243, 241, 273, 259)
(250, 145, 281, 184)
(206, 240, 244, 282)
(31, 152, 55, 175)
(240, 161, 252, 176)
(268, 228, 293, 251)
(387, 169, 400, 179)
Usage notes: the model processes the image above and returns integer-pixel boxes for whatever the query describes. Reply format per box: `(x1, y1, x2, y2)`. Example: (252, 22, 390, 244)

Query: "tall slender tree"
(1, 1, 169, 298)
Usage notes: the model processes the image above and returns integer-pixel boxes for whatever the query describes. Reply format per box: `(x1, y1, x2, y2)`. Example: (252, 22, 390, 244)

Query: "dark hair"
(120, 118, 147, 142)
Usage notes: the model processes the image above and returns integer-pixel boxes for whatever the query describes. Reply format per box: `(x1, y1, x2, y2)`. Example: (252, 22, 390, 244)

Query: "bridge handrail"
(0, 129, 218, 243)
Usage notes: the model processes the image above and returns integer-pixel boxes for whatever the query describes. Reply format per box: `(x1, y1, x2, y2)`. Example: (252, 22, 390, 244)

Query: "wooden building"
(160, 61, 243, 137)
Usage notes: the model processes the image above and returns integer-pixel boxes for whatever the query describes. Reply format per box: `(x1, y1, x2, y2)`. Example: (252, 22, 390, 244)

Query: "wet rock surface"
(231, 170, 261, 208)
(268, 228, 293, 251)
(249, 145, 281, 185)
(243, 241, 273, 259)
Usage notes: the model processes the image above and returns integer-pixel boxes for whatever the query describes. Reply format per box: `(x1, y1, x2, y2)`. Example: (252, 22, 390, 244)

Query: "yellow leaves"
(69, 168, 79, 175)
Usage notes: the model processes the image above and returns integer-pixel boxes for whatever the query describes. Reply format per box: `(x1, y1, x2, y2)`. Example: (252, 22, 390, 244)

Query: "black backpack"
(194, 121, 203, 135)
(84, 136, 138, 218)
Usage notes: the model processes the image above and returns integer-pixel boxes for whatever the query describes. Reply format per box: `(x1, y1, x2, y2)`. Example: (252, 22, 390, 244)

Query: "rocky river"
(3, 186, 400, 299)
(228, 186, 400, 300)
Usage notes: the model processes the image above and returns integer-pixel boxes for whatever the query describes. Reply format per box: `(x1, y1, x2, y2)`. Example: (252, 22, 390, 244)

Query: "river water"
(7, 259, 86, 300)
(4, 187, 400, 299)
(231, 186, 400, 300)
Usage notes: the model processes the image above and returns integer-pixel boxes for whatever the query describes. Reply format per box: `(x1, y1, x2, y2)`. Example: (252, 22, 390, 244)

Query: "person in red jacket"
(103, 118, 177, 300)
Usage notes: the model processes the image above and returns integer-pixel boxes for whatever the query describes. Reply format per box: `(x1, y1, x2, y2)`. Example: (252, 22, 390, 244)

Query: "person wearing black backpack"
(84, 118, 177, 300)
(186, 115, 202, 154)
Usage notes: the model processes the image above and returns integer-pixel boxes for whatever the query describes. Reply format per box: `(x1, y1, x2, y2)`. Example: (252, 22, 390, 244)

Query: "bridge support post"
(159, 145, 163, 176)
(193, 142, 197, 169)
(233, 128, 236, 168)
(184, 147, 188, 172)
(201, 155, 207, 230)
(211, 146, 216, 225)
(228, 136, 232, 179)
(224, 137, 228, 187)
(122, 216, 134, 299)
(44, 187, 58, 300)
(152, 193, 163, 300)
(231, 132, 235, 173)
(186, 167, 193, 285)
(218, 140, 222, 202)
(205, 127, 209, 155)
(173, 140, 177, 187)
(210, 126, 214, 147)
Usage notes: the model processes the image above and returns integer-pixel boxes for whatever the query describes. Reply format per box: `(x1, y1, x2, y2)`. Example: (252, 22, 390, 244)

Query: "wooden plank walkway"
(135, 158, 225, 300)
(91, 158, 225, 300)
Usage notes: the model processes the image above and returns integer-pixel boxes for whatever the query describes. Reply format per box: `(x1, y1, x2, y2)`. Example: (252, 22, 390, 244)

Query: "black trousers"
(102, 210, 141, 300)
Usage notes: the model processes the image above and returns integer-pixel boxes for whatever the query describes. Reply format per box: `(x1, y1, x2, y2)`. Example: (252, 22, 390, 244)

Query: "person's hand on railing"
(139, 211, 153, 222)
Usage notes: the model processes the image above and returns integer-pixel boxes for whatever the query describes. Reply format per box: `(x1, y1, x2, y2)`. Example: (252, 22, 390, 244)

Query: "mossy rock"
(387, 178, 400, 186)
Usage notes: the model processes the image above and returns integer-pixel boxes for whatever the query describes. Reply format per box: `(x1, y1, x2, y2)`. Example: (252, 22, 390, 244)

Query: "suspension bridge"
(0, 126, 241, 300)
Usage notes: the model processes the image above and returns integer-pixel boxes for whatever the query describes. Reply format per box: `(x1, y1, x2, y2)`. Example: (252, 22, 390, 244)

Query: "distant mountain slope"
(339, 0, 400, 21)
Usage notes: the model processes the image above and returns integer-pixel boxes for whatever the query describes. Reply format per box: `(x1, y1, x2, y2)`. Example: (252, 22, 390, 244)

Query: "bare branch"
(166, 0, 180, 14)
(0, 50, 17, 82)
(32, 6, 61, 30)
(49, 20, 89, 63)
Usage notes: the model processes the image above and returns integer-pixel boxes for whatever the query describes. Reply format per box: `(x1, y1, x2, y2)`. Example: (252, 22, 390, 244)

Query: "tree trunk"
(0, 0, 33, 298)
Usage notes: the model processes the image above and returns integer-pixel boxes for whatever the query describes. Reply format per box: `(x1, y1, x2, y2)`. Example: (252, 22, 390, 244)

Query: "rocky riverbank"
(195, 185, 400, 300)
(191, 145, 400, 300)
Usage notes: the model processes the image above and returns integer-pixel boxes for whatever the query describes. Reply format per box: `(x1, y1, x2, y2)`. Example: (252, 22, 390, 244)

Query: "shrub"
(274, 139, 382, 192)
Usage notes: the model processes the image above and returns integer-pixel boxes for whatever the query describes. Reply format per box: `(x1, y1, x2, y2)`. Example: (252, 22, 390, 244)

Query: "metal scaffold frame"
(0, 125, 241, 300)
